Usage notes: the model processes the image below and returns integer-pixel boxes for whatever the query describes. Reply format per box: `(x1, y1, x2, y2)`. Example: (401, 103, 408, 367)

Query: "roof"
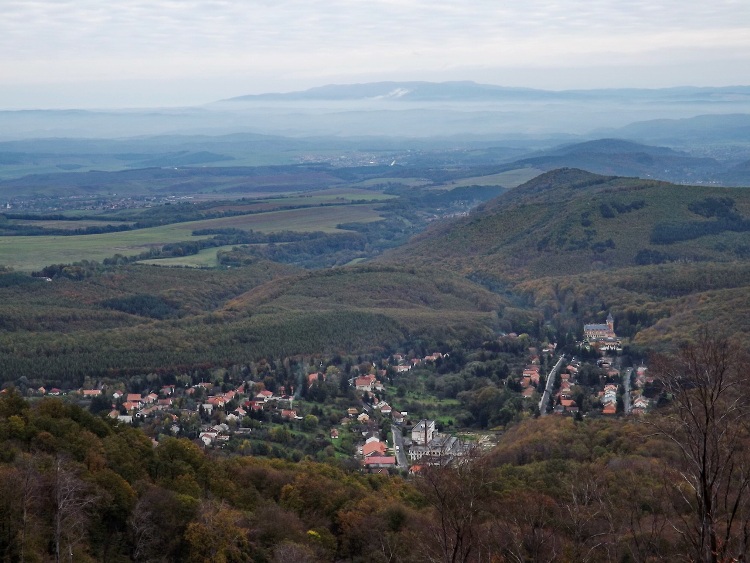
(364, 456, 396, 465)
(363, 441, 387, 456)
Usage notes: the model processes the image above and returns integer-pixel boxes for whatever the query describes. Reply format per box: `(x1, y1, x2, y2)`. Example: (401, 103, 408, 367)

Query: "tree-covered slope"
(383, 169, 750, 281)
(380, 169, 750, 346)
(0, 263, 507, 385)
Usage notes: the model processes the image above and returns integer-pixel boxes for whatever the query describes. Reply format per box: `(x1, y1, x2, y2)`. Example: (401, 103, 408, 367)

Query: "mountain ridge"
(221, 81, 750, 103)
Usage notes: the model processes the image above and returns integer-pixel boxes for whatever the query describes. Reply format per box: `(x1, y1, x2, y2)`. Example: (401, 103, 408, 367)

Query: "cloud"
(0, 0, 748, 105)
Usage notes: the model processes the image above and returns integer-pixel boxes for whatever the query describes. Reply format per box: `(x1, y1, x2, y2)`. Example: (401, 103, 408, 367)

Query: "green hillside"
(384, 169, 750, 279)
(0, 263, 506, 385)
(381, 169, 750, 345)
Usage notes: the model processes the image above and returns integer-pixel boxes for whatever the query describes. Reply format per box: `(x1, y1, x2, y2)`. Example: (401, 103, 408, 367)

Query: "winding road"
(539, 355, 566, 416)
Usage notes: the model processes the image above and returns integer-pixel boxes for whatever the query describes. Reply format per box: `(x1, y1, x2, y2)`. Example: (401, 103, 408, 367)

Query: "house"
(199, 431, 218, 446)
(256, 390, 274, 402)
(82, 389, 102, 397)
(357, 413, 370, 423)
(281, 409, 297, 420)
(245, 400, 264, 412)
(330, 429, 339, 439)
(207, 396, 226, 407)
(308, 372, 322, 387)
(354, 375, 375, 391)
(364, 456, 396, 470)
(408, 435, 465, 464)
(126, 393, 142, 403)
(363, 441, 387, 457)
(603, 403, 617, 415)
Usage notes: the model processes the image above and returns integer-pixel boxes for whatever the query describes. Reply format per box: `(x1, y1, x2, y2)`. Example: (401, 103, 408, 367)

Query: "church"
(584, 312, 615, 340)
(583, 312, 622, 351)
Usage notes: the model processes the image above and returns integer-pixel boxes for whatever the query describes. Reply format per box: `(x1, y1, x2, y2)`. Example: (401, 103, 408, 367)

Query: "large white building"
(411, 419, 436, 445)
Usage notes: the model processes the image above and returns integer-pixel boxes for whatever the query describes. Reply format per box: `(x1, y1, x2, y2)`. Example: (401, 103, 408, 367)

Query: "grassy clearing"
(137, 245, 237, 268)
(185, 203, 384, 233)
(0, 204, 384, 271)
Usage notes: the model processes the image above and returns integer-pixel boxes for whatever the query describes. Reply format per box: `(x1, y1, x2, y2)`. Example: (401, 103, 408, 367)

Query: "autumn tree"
(51, 458, 98, 563)
(649, 332, 750, 562)
(416, 454, 494, 563)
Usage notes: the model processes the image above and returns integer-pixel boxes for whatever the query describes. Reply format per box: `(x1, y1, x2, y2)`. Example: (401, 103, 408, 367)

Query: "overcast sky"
(1, 0, 749, 109)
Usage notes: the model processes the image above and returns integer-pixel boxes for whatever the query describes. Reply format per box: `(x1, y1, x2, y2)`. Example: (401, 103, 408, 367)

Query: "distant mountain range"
(4, 81, 750, 141)
(222, 81, 750, 104)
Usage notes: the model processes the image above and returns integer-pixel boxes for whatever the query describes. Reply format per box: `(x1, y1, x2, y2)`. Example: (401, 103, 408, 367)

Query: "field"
(0, 203, 385, 271)
(9, 219, 136, 230)
(137, 245, 240, 268)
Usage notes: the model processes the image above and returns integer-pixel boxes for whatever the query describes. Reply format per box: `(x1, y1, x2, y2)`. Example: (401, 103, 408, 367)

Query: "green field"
(10, 219, 136, 230)
(137, 245, 239, 268)
(0, 203, 384, 271)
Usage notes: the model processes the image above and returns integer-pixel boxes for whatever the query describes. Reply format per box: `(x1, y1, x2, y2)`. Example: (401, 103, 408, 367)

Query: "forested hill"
(508, 139, 725, 183)
(383, 168, 750, 281)
(380, 169, 750, 347)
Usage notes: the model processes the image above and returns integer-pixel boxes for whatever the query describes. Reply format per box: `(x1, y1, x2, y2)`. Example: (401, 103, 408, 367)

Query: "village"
(37, 312, 653, 474)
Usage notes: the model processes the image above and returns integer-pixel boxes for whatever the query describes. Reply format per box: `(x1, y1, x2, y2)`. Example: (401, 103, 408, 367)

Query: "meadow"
(0, 203, 384, 271)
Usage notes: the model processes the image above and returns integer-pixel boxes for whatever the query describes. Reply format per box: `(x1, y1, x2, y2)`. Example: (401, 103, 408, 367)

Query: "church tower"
(606, 312, 614, 334)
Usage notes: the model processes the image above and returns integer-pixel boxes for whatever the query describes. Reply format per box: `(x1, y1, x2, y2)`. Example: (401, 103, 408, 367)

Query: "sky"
(1, 0, 749, 109)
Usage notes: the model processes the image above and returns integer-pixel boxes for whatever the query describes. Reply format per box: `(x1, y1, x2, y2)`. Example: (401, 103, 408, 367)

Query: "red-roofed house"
(363, 441, 387, 457)
(256, 390, 274, 402)
(355, 376, 375, 391)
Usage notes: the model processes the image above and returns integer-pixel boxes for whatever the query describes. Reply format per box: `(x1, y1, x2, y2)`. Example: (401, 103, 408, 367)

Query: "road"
(391, 424, 409, 469)
(539, 355, 566, 416)
(622, 367, 632, 414)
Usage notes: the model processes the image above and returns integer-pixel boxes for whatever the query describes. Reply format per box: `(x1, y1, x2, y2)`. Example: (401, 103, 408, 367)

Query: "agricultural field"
(137, 245, 241, 268)
(8, 219, 136, 230)
(0, 203, 385, 271)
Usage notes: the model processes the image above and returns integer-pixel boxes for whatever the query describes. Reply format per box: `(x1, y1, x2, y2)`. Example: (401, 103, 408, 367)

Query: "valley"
(2, 81, 750, 562)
